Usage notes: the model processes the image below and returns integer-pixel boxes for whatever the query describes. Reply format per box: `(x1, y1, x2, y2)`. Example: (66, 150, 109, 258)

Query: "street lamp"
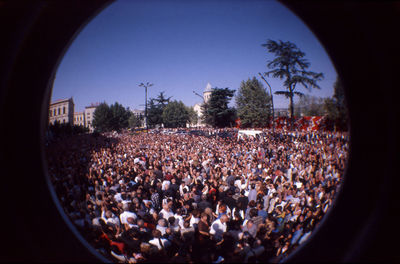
(258, 72, 275, 133)
(193, 91, 205, 127)
(139, 82, 153, 131)
(193, 91, 204, 101)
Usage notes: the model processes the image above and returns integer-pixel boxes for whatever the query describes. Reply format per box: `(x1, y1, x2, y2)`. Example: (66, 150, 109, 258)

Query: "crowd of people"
(46, 127, 348, 263)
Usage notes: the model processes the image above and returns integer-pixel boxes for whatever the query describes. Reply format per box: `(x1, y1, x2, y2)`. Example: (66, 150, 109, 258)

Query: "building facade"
(275, 108, 290, 117)
(49, 98, 74, 125)
(192, 82, 213, 127)
(84, 104, 98, 132)
(131, 109, 145, 128)
(73, 112, 85, 127)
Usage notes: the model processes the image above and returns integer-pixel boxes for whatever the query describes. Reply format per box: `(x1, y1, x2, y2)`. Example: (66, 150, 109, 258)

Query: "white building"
(193, 82, 213, 127)
(131, 109, 145, 128)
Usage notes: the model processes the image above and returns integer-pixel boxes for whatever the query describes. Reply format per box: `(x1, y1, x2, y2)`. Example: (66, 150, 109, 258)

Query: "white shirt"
(189, 215, 199, 227)
(156, 225, 167, 235)
(119, 211, 137, 225)
(149, 237, 170, 250)
(210, 219, 227, 241)
(114, 193, 122, 203)
(159, 208, 174, 220)
(101, 211, 120, 227)
(174, 214, 185, 229)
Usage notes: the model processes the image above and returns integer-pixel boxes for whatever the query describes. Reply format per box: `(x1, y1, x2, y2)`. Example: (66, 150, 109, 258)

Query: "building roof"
(50, 98, 73, 105)
(85, 102, 100, 109)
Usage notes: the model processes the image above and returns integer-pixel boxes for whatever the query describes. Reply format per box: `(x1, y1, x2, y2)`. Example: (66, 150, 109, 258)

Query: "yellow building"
(49, 98, 74, 125)
(73, 112, 85, 127)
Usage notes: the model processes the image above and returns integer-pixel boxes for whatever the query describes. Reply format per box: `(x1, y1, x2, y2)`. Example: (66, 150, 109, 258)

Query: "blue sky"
(51, 0, 337, 112)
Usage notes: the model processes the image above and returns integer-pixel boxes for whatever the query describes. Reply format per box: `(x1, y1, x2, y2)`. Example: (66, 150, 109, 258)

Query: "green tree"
(109, 102, 131, 131)
(324, 77, 348, 131)
(162, 100, 189, 128)
(262, 40, 324, 125)
(47, 121, 89, 139)
(186, 106, 198, 127)
(236, 77, 272, 128)
(147, 98, 163, 128)
(146, 91, 172, 128)
(93, 102, 131, 132)
(155, 91, 172, 109)
(202, 87, 236, 128)
(93, 102, 112, 132)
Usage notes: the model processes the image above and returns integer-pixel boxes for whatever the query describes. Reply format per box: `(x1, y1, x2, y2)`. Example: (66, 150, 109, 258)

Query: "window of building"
(58, 108, 60, 115)
(54, 109, 56, 116)
(49, 110, 52, 117)
(63, 107, 66, 114)
(63, 119, 65, 123)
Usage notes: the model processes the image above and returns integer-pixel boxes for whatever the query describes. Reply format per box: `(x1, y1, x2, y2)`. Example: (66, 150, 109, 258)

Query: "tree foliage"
(109, 102, 131, 131)
(93, 102, 131, 132)
(202, 87, 236, 128)
(155, 91, 172, 108)
(262, 40, 324, 122)
(323, 77, 348, 131)
(236, 77, 272, 127)
(93, 102, 112, 132)
(147, 92, 172, 128)
(47, 121, 89, 141)
(162, 100, 189, 128)
(147, 98, 163, 128)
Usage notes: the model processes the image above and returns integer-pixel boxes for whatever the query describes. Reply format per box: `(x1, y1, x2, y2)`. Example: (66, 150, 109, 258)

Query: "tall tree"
(202, 87, 236, 128)
(155, 91, 172, 109)
(262, 39, 324, 124)
(162, 100, 189, 128)
(146, 92, 172, 128)
(93, 102, 131, 132)
(147, 98, 163, 128)
(109, 102, 131, 131)
(236, 77, 272, 128)
(93, 102, 112, 132)
(324, 77, 348, 131)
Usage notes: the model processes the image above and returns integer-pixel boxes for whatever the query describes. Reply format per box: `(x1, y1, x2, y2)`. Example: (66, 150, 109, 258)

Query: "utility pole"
(258, 72, 275, 133)
(139, 82, 153, 132)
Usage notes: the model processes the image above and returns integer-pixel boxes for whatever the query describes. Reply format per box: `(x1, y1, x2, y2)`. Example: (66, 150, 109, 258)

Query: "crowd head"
(46, 127, 348, 263)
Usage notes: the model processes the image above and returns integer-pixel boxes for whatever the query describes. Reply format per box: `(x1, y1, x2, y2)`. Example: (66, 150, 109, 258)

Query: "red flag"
(235, 118, 241, 128)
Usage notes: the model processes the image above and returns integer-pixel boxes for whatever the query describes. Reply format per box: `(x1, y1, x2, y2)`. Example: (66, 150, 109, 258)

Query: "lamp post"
(258, 72, 275, 133)
(193, 91, 204, 127)
(193, 91, 204, 101)
(139, 82, 153, 131)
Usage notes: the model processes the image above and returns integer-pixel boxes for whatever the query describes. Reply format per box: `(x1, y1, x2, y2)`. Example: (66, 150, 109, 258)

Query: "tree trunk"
(289, 91, 294, 130)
